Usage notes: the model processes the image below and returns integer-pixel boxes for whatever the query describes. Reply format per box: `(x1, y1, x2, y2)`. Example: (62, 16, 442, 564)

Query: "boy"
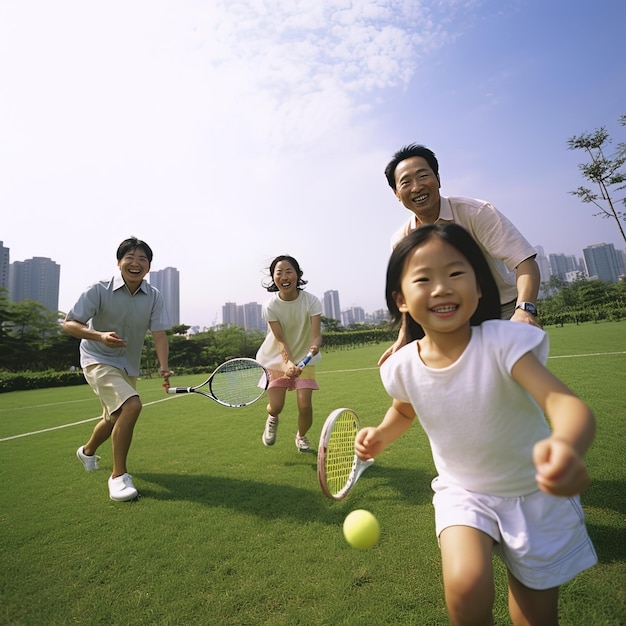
(63, 237, 171, 501)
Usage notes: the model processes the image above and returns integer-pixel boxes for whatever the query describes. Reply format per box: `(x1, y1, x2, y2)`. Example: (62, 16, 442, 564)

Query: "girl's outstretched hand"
(355, 427, 386, 461)
(533, 436, 591, 497)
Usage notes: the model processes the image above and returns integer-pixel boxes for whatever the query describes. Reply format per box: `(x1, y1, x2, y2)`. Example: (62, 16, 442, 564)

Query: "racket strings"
(324, 414, 358, 496)
(209, 361, 267, 405)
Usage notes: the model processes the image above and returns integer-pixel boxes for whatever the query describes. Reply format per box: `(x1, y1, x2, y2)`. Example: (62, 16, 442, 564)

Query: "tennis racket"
(318, 407, 374, 500)
(167, 358, 268, 408)
(297, 352, 314, 368)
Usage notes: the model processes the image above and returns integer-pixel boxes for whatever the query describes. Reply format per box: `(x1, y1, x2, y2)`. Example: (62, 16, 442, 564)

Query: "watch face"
(518, 302, 537, 315)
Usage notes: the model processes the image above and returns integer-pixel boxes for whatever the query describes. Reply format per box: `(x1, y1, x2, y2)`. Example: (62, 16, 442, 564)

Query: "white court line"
(1, 350, 624, 442)
(548, 351, 626, 359)
(0, 396, 174, 442)
(0, 397, 95, 414)
(317, 351, 626, 374)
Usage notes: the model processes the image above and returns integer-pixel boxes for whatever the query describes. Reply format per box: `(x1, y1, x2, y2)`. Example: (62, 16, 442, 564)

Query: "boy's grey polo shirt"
(65, 274, 170, 376)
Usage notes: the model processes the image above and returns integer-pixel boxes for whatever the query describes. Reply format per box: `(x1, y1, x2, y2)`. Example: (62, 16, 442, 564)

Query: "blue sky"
(1, 0, 624, 328)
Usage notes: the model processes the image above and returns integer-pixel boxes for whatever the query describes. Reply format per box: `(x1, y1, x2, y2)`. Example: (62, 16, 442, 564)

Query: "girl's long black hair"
(385, 223, 501, 342)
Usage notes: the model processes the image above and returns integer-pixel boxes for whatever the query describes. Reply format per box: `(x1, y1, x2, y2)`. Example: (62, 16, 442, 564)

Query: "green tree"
(575, 279, 613, 308)
(541, 275, 565, 298)
(0, 288, 12, 337)
(42, 332, 81, 371)
(321, 316, 342, 332)
(171, 324, 191, 336)
(567, 115, 626, 244)
(164, 326, 266, 373)
(537, 275, 626, 326)
(168, 334, 205, 369)
(1, 299, 64, 371)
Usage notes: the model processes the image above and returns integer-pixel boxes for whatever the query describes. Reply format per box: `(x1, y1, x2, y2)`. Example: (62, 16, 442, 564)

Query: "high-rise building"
(366, 309, 389, 324)
(150, 267, 180, 325)
(9, 256, 60, 312)
(342, 306, 365, 326)
(222, 302, 239, 327)
(0, 241, 9, 291)
(583, 243, 624, 283)
(222, 301, 265, 330)
(242, 302, 265, 330)
(548, 253, 582, 281)
(323, 290, 341, 323)
(619, 249, 626, 274)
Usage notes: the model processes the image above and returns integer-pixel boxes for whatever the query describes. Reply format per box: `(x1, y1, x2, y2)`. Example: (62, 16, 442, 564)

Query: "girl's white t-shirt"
(256, 290, 323, 370)
(380, 320, 551, 497)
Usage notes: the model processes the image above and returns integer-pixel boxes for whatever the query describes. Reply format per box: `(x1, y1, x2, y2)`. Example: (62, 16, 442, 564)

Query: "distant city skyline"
(222, 301, 265, 331)
(220, 295, 386, 329)
(2, 239, 625, 328)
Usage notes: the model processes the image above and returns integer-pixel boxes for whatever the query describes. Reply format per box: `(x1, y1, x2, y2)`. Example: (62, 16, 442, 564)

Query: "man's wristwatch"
(515, 301, 538, 317)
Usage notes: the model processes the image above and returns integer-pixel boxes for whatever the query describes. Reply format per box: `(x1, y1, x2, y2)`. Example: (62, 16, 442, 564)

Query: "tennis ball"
(343, 509, 380, 549)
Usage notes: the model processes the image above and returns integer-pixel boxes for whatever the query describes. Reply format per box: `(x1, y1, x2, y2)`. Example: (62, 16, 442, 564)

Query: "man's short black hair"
(384, 144, 440, 190)
(117, 237, 154, 263)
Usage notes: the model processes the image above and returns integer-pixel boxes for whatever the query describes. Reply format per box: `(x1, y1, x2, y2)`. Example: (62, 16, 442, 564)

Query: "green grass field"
(1, 322, 625, 625)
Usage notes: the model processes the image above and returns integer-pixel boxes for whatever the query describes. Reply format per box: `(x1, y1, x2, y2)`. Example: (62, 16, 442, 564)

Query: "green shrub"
(0, 370, 87, 393)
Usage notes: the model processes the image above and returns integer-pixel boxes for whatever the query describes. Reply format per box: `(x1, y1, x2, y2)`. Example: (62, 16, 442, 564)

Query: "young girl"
(355, 224, 597, 626)
(256, 255, 323, 452)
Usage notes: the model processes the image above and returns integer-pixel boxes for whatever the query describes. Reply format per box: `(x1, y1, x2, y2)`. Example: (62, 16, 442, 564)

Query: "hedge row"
(0, 329, 400, 393)
(7, 314, 621, 393)
(322, 328, 397, 349)
(0, 370, 88, 393)
(539, 306, 625, 327)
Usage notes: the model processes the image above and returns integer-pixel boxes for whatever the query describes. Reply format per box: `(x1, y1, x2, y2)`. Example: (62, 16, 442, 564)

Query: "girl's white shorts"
(432, 476, 597, 590)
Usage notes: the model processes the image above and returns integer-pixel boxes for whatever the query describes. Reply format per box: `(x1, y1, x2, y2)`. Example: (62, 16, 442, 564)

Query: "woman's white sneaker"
(262, 416, 279, 446)
(295, 434, 312, 452)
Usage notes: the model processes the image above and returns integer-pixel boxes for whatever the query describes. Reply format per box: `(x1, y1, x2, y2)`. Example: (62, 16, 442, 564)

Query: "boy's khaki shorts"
(84, 363, 138, 423)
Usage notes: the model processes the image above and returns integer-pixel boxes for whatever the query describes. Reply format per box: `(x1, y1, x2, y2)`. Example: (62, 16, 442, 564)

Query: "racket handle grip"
(167, 387, 191, 394)
(297, 353, 313, 368)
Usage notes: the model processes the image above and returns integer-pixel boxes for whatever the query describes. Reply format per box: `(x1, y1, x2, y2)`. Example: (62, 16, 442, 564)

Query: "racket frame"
(317, 407, 374, 500)
(167, 357, 268, 408)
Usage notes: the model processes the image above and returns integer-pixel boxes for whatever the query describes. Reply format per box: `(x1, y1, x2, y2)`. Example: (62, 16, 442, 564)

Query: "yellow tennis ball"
(343, 509, 380, 549)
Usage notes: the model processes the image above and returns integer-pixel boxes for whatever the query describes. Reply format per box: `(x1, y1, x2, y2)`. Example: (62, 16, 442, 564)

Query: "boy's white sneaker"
(76, 446, 100, 471)
(108, 473, 138, 501)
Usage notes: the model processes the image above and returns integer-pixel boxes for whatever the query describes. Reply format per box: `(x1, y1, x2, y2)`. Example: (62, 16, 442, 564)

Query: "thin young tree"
(567, 115, 626, 244)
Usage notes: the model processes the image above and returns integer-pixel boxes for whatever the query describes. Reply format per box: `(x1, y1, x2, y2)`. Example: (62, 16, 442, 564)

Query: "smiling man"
(379, 144, 541, 364)
(63, 237, 172, 502)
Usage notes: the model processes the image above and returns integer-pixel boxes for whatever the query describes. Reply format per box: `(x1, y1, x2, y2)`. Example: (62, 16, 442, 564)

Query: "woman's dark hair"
(385, 223, 501, 341)
(263, 255, 308, 292)
(116, 237, 154, 263)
